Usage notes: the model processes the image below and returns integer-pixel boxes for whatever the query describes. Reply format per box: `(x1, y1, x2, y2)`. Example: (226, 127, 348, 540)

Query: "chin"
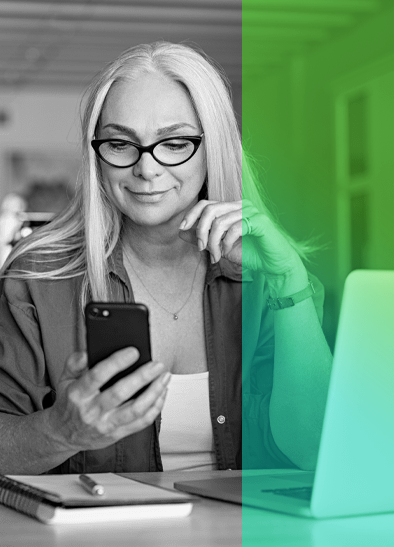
(125, 207, 180, 228)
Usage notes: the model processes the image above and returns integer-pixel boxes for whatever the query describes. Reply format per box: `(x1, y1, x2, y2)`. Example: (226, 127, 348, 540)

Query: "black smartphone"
(85, 302, 152, 396)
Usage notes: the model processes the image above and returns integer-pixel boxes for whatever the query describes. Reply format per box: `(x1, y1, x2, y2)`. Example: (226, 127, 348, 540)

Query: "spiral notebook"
(0, 473, 193, 524)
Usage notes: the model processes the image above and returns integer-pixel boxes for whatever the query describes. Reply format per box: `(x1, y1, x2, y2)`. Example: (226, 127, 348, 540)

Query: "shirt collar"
(109, 242, 254, 285)
(205, 256, 254, 284)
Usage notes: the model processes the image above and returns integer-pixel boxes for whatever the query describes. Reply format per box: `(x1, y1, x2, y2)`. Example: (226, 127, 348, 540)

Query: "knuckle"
(110, 352, 128, 370)
(111, 386, 129, 405)
(109, 378, 135, 404)
(144, 407, 160, 426)
(195, 224, 204, 237)
(120, 383, 134, 401)
(82, 406, 99, 427)
(212, 217, 225, 231)
(142, 367, 155, 384)
(94, 422, 108, 437)
(211, 218, 220, 230)
(141, 363, 158, 382)
(205, 203, 216, 214)
(109, 348, 138, 370)
(89, 366, 104, 384)
(67, 385, 81, 406)
(131, 403, 145, 419)
(226, 223, 238, 238)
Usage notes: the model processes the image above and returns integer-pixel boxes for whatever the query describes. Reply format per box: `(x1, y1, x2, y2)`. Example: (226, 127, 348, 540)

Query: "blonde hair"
(1, 41, 306, 308)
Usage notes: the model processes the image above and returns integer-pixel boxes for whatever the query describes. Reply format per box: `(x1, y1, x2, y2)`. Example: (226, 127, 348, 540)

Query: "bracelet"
(267, 280, 315, 311)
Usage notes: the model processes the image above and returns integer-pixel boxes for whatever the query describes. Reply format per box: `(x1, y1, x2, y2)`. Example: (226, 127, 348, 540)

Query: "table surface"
(2, 469, 394, 547)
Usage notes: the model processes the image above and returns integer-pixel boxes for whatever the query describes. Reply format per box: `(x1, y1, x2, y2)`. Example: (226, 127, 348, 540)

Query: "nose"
(132, 151, 163, 180)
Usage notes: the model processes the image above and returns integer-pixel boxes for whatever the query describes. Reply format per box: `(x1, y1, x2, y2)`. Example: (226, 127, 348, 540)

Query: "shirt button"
(217, 415, 225, 424)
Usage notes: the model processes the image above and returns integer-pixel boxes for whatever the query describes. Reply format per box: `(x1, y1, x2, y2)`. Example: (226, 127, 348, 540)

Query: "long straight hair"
(1, 41, 307, 309)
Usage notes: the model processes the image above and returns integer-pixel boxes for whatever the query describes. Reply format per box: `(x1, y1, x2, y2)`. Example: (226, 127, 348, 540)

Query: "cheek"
(99, 168, 129, 213)
(99, 164, 111, 186)
(177, 172, 205, 199)
(176, 155, 206, 195)
(100, 165, 122, 195)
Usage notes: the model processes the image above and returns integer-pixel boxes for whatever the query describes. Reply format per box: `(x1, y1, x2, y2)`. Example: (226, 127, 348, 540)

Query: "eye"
(106, 140, 133, 152)
(160, 139, 193, 152)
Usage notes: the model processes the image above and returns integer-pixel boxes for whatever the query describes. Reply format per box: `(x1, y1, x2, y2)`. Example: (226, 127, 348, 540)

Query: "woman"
(0, 42, 332, 474)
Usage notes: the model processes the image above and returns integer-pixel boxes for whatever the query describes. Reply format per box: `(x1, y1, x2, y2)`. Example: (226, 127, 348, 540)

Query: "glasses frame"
(91, 133, 204, 168)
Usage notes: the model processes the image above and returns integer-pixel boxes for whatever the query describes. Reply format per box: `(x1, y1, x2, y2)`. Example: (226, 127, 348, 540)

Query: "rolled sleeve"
(0, 280, 52, 415)
(242, 271, 325, 469)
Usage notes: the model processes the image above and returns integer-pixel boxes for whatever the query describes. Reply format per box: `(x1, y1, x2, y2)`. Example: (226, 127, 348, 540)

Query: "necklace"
(124, 249, 202, 320)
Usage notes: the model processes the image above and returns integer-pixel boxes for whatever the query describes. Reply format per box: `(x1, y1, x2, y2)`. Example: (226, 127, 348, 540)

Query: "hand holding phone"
(46, 346, 169, 456)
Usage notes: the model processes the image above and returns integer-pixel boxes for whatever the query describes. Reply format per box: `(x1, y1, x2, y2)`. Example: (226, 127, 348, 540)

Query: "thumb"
(178, 229, 198, 246)
(178, 221, 198, 247)
(61, 352, 88, 381)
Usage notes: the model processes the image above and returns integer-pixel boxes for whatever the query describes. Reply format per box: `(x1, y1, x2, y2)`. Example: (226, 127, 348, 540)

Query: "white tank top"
(160, 372, 217, 472)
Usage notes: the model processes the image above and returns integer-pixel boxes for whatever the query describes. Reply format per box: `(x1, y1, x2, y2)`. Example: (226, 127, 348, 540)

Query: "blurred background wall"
(0, 1, 241, 203)
(0, 0, 241, 262)
(243, 0, 394, 350)
(1, 0, 394, 349)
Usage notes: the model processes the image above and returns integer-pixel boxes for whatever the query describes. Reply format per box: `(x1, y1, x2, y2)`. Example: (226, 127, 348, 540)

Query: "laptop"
(175, 270, 394, 518)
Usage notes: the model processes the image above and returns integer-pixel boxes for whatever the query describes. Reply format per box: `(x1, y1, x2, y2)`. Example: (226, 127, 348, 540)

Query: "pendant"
(173, 314, 178, 320)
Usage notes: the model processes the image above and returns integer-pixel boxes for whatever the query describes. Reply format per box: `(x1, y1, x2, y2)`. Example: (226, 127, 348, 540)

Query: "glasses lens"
(154, 138, 196, 165)
(99, 141, 139, 167)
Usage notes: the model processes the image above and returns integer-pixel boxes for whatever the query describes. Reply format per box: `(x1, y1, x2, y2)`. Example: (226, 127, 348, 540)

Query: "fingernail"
(197, 238, 205, 251)
(179, 220, 187, 230)
(210, 253, 216, 264)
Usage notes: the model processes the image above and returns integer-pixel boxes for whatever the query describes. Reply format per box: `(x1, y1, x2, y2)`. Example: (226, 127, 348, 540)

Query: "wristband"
(267, 280, 315, 311)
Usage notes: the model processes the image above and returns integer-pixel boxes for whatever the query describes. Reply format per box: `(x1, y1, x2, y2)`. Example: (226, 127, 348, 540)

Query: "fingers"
(115, 387, 168, 440)
(180, 200, 242, 262)
(112, 371, 170, 428)
(177, 220, 199, 247)
(222, 219, 243, 257)
(78, 347, 140, 397)
(62, 352, 88, 381)
(51, 359, 169, 452)
(179, 198, 276, 267)
(97, 360, 168, 411)
(195, 202, 241, 251)
(207, 209, 242, 262)
(179, 200, 216, 231)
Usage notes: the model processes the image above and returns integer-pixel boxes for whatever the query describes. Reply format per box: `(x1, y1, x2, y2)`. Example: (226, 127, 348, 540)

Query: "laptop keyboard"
(261, 487, 312, 500)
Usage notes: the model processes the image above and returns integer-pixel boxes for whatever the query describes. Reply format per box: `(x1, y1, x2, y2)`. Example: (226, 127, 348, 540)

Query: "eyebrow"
(101, 122, 199, 140)
(156, 123, 199, 136)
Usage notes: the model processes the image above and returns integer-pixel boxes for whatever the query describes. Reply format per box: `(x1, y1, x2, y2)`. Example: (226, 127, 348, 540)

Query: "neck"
(122, 219, 197, 268)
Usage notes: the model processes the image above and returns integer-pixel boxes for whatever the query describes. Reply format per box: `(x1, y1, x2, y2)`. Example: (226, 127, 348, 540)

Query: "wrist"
(45, 406, 81, 455)
(266, 260, 309, 299)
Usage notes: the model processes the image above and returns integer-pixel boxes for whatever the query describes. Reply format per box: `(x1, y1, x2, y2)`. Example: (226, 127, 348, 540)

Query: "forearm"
(268, 266, 333, 470)
(0, 411, 77, 474)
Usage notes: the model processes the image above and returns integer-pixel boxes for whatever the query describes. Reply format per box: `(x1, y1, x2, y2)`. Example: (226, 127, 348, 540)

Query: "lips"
(132, 191, 167, 195)
(126, 188, 172, 203)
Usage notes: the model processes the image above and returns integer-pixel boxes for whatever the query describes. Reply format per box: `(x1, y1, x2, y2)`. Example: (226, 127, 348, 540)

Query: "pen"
(78, 474, 105, 496)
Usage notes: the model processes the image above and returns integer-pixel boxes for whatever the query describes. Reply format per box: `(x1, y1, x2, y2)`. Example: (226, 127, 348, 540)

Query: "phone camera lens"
(90, 307, 100, 318)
